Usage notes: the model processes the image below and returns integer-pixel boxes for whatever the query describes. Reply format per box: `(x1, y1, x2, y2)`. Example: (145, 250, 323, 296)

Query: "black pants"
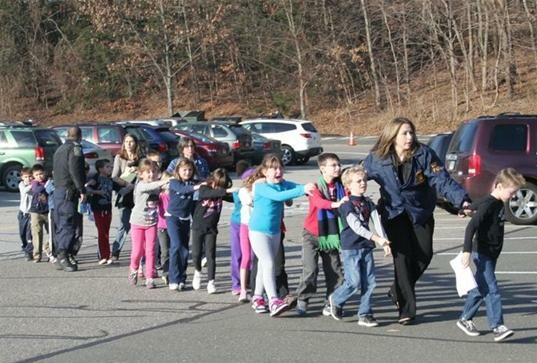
(385, 213, 434, 319)
(250, 232, 289, 297)
(295, 229, 343, 303)
(191, 229, 217, 281)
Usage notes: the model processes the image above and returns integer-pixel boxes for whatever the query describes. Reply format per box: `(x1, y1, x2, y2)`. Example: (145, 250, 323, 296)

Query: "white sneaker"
(178, 282, 185, 291)
(192, 270, 201, 290)
(169, 283, 179, 291)
(207, 280, 216, 294)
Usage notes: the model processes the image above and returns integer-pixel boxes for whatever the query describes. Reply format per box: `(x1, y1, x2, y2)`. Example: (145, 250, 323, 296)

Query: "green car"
(0, 123, 62, 192)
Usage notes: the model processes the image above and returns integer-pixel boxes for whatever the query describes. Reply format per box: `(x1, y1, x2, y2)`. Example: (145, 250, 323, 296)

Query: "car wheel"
(506, 182, 537, 225)
(281, 145, 295, 166)
(2, 164, 22, 192)
(296, 155, 310, 165)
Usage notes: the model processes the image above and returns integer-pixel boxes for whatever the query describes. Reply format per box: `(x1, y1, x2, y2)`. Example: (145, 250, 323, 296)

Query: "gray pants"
(249, 230, 280, 300)
(295, 229, 343, 303)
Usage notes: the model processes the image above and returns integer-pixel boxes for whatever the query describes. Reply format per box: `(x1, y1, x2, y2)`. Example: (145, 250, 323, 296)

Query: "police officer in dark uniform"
(52, 126, 86, 272)
(364, 117, 471, 324)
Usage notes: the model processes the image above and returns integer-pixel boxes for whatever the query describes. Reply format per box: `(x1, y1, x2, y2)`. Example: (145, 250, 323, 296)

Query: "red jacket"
(303, 183, 338, 236)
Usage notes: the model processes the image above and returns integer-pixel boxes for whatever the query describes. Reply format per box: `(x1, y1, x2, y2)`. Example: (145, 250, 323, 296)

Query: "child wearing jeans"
(328, 166, 391, 327)
(166, 159, 201, 291)
(248, 154, 315, 317)
(128, 159, 168, 289)
(157, 172, 172, 285)
(456, 168, 525, 342)
(18, 167, 33, 261)
(191, 168, 236, 294)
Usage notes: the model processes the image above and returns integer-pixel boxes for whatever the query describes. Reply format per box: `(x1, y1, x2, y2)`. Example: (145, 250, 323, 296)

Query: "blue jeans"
(17, 210, 32, 254)
(112, 207, 132, 257)
(461, 252, 503, 329)
(331, 248, 376, 317)
(166, 216, 191, 284)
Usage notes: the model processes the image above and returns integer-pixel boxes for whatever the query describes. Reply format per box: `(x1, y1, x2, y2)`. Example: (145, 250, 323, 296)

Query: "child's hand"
(334, 196, 349, 208)
(383, 244, 392, 257)
(304, 182, 315, 195)
(458, 201, 473, 217)
(461, 252, 471, 268)
(226, 187, 239, 193)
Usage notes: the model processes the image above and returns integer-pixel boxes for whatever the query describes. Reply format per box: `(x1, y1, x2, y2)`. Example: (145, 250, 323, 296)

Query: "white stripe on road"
(437, 251, 537, 255)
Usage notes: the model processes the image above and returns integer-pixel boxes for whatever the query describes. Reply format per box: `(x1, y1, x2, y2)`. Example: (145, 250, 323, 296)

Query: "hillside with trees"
(1, 0, 537, 135)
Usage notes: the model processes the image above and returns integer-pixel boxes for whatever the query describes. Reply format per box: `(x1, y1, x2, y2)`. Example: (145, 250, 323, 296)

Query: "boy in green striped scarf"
(294, 153, 348, 316)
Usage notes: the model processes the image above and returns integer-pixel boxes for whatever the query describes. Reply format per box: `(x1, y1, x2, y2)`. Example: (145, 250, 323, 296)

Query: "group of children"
(17, 151, 524, 341)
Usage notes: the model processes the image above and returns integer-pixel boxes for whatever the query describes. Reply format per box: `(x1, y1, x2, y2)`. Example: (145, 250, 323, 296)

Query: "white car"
(240, 119, 323, 165)
(80, 140, 113, 175)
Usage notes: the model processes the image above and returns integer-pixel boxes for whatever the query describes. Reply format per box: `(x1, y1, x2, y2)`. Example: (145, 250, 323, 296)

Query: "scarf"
(317, 176, 345, 251)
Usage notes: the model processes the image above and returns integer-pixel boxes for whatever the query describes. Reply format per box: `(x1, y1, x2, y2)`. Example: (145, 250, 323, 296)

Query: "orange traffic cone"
(348, 130, 356, 146)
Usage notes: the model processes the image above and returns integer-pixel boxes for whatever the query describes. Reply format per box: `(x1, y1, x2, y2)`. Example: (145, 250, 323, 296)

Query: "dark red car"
(171, 129, 233, 170)
(446, 113, 537, 224)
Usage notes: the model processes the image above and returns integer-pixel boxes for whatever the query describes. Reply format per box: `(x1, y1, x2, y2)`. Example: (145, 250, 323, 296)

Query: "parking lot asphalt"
(0, 137, 536, 362)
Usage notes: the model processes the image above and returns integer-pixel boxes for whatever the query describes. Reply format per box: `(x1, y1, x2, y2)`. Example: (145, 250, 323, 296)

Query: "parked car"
(240, 118, 323, 165)
(250, 132, 282, 163)
(446, 112, 537, 224)
(52, 123, 126, 156)
(0, 124, 62, 192)
(80, 140, 113, 174)
(174, 121, 255, 164)
(427, 132, 457, 214)
(171, 129, 233, 170)
(118, 123, 179, 168)
(427, 132, 453, 164)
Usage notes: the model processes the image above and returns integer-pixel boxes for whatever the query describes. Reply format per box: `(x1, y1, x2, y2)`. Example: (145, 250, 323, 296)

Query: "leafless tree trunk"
(522, 0, 537, 71)
(360, 0, 382, 110)
(380, 1, 401, 106)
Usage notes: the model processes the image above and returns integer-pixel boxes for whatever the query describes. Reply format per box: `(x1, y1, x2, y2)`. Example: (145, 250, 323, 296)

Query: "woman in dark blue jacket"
(363, 117, 470, 324)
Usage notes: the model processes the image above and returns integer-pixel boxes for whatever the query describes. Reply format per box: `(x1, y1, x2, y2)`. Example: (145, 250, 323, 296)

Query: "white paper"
(449, 252, 478, 297)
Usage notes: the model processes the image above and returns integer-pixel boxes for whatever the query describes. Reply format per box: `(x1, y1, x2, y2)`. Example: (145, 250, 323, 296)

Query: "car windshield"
(158, 130, 179, 143)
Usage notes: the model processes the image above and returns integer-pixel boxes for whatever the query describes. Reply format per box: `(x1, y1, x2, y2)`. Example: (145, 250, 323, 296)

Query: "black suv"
(446, 112, 537, 224)
(0, 123, 62, 192)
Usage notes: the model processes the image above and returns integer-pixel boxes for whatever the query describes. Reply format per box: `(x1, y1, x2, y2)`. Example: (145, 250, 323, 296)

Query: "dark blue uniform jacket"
(363, 143, 468, 225)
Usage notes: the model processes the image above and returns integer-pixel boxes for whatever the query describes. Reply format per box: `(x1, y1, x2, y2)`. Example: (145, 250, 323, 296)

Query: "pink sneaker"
(269, 298, 289, 317)
(251, 297, 268, 313)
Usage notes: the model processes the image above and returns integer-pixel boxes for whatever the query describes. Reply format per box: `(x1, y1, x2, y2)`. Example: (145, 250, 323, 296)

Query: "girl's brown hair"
(119, 133, 144, 161)
(173, 158, 196, 181)
(371, 117, 418, 160)
(206, 168, 232, 189)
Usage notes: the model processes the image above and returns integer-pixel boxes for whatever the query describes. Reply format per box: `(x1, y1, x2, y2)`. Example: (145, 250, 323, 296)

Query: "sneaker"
(457, 319, 480, 337)
(201, 257, 207, 268)
(398, 316, 414, 325)
(231, 288, 241, 296)
(162, 275, 169, 285)
(59, 255, 77, 272)
(358, 315, 379, 327)
(493, 325, 514, 342)
(52, 257, 63, 270)
(68, 255, 78, 266)
(178, 282, 185, 291)
(251, 297, 268, 314)
(328, 294, 343, 321)
(146, 278, 156, 289)
(284, 295, 297, 309)
(192, 270, 201, 290)
(207, 280, 216, 294)
(238, 290, 249, 303)
(33, 256, 41, 263)
(98, 259, 108, 265)
(169, 283, 179, 291)
(269, 298, 290, 317)
(49, 256, 57, 264)
(296, 300, 307, 316)
(24, 253, 33, 262)
(106, 259, 113, 265)
(128, 271, 137, 286)
(322, 304, 331, 317)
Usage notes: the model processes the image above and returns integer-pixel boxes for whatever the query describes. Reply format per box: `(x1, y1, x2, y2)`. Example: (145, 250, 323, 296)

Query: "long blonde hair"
(371, 117, 418, 160)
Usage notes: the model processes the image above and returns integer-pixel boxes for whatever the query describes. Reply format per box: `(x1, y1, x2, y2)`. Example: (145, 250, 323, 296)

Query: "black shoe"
(24, 253, 33, 262)
(398, 316, 415, 325)
(53, 257, 64, 270)
(59, 256, 78, 272)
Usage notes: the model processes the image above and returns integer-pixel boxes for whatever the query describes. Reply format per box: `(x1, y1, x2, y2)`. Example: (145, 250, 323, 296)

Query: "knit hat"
(240, 167, 256, 181)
